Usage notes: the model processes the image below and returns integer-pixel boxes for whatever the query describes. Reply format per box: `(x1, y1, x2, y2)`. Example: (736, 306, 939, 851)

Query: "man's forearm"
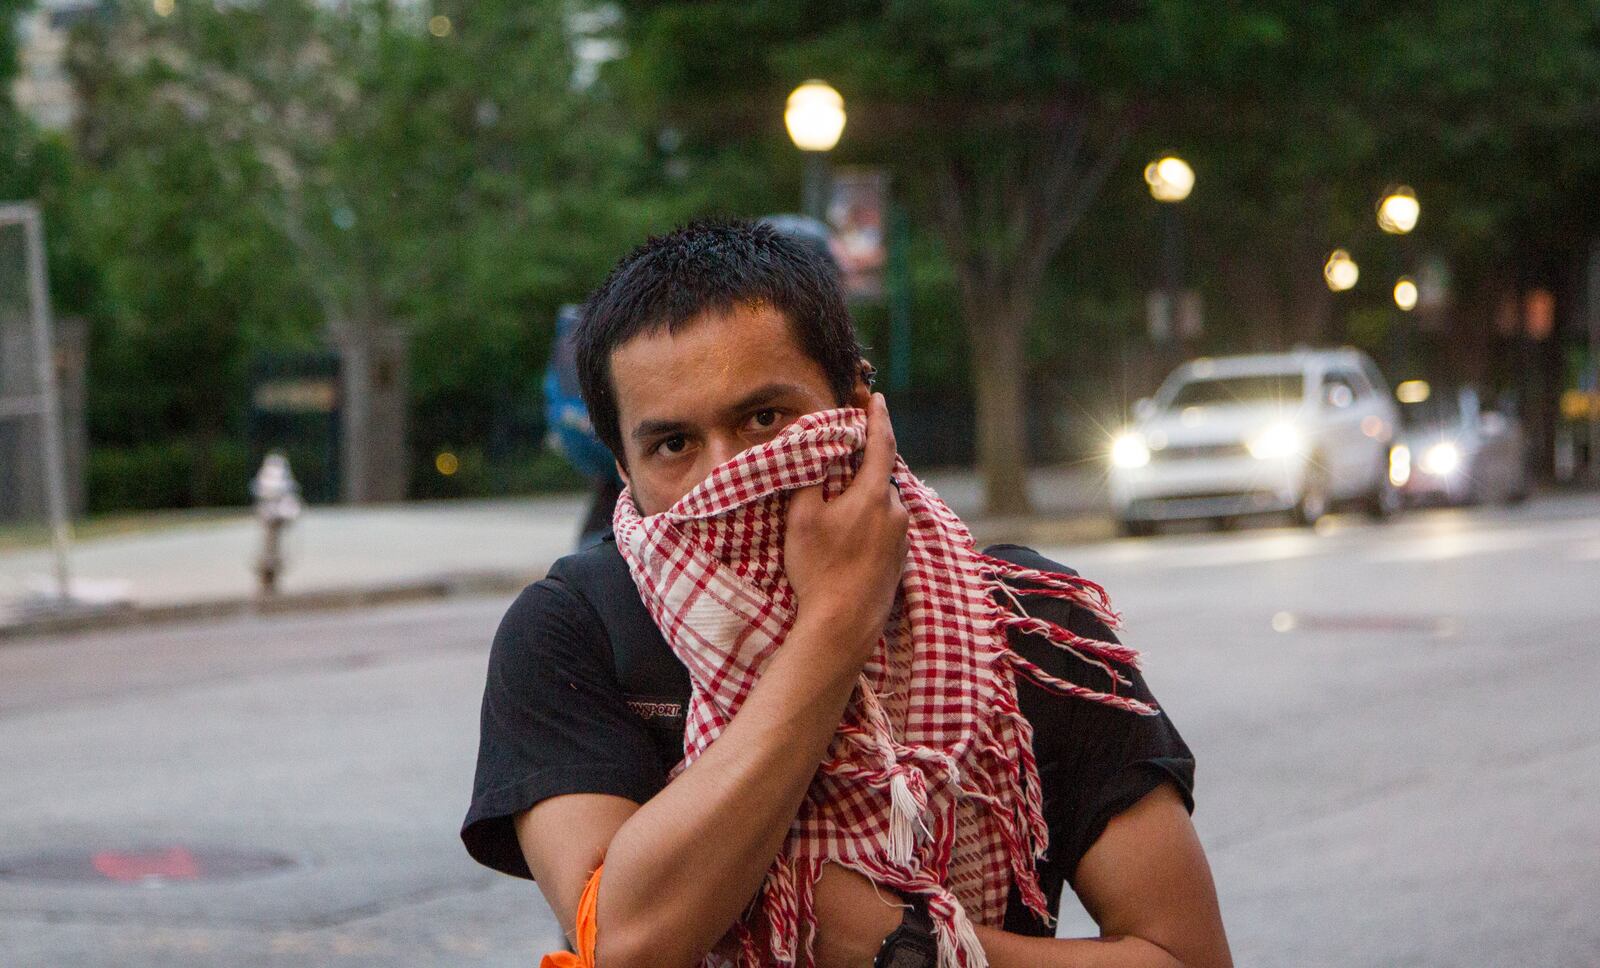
(596, 611, 868, 968)
(972, 925, 1185, 968)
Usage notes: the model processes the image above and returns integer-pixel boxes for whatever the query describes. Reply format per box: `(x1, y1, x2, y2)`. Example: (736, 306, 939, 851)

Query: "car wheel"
(1294, 465, 1330, 527)
(1116, 517, 1154, 538)
(1505, 463, 1531, 505)
(1365, 462, 1403, 521)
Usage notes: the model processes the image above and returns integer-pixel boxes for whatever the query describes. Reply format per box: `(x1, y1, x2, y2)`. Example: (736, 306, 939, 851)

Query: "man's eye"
(752, 409, 780, 429)
(658, 434, 687, 455)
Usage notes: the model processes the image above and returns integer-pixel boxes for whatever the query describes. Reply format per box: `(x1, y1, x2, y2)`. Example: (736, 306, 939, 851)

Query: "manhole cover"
(1271, 611, 1456, 635)
(0, 846, 297, 886)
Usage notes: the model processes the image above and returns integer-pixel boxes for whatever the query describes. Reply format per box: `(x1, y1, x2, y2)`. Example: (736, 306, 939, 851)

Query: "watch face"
(883, 947, 929, 968)
(882, 940, 936, 968)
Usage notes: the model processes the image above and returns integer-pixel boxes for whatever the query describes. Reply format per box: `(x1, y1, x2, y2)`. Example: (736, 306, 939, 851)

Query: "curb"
(0, 569, 542, 643)
(1, 512, 1117, 643)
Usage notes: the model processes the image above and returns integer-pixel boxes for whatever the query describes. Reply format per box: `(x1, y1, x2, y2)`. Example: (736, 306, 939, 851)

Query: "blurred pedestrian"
(544, 304, 623, 550)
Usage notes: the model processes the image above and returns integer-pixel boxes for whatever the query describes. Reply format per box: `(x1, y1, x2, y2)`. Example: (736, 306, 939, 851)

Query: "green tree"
(611, 1, 1600, 507)
(609, 1, 1287, 513)
(63, 0, 679, 506)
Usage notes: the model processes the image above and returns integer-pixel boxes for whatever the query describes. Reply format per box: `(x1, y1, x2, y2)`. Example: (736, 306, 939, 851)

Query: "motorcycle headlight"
(1248, 422, 1303, 460)
(1421, 441, 1462, 476)
(1110, 432, 1151, 469)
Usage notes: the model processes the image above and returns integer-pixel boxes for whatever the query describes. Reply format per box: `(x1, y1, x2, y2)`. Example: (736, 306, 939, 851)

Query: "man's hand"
(784, 391, 909, 668)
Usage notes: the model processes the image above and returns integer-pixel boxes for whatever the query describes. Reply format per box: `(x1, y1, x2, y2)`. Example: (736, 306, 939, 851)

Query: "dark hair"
(575, 219, 863, 462)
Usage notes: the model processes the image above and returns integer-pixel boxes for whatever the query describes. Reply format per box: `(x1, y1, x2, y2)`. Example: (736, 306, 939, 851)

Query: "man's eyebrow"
(630, 417, 691, 442)
(628, 383, 811, 443)
(722, 383, 809, 416)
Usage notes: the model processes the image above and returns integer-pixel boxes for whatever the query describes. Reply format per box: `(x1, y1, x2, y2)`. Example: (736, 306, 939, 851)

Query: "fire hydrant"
(251, 452, 302, 596)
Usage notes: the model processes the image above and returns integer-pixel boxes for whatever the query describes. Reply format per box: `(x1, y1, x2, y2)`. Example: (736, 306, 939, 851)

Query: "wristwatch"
(874, 893, 939, 968)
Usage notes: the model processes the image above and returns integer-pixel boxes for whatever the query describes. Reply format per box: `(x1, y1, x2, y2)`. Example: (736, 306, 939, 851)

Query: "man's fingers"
(856, 392, 897, 492)
(788, 482, 824, 518)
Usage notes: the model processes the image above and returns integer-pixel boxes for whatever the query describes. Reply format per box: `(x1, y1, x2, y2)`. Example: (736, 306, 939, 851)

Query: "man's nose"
(705, 435, 743, 469)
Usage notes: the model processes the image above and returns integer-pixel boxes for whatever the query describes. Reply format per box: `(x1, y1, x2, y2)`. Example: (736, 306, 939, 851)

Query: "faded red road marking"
(91, 847, 201, 882)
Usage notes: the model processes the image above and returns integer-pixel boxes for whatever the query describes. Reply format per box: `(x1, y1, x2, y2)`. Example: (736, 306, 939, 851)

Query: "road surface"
(2, 494, 1597, 967)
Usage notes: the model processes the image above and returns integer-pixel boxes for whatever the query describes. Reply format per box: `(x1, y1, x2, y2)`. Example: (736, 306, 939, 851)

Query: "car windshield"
(1166, 373, 1305, 409)
(1400, 396, 1460, 429)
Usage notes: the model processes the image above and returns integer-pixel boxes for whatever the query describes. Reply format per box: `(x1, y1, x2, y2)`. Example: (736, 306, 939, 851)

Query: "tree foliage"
(8, 1, 1599, 511)
(609, 0, 1600, 510)
(60, 0, 679, 505)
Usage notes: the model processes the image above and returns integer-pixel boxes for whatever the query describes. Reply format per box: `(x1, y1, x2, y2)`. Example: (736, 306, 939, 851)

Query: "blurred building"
(11, 0, 98, 131)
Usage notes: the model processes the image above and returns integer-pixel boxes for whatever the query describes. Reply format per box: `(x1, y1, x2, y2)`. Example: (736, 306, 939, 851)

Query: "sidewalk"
(0, 466, 1112, 638)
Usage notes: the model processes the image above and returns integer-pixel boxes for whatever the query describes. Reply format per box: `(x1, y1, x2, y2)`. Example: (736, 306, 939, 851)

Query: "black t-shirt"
(461, 538, 1195, 935)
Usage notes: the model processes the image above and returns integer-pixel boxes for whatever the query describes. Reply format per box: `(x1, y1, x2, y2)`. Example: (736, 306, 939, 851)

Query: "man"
(462, 221, 1230, 968)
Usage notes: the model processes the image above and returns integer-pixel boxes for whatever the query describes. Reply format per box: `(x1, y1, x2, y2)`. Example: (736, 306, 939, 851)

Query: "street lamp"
(1144, 155, 1195, 203)
(1394, 276, 1419, 311)
(1143, 154, 1195, 360)
(1377, 186, 1420, 234)
(785, 81, 845, 221)
(1324, 249, 1359, 292)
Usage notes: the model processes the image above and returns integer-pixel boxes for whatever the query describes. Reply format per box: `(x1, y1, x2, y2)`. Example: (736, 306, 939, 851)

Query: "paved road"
(1, 494, 1597, 967)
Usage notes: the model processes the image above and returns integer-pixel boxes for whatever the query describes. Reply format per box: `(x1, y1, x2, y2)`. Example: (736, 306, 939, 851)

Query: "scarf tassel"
(1006, 649, 1159, 716)
(889, 769, 930, 866)
(975, 553, 1122, 629)
(928, 889, 988, 968)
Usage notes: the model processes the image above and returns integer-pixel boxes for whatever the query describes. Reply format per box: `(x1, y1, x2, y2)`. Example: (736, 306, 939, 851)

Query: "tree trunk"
(969, 309, 1032, 516)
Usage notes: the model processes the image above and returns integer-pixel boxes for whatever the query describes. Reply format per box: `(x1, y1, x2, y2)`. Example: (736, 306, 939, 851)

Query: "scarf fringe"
(975, 552, 1122, 629)
(976, 553, 1157, 717)
(995, 613, 1141, 677)
(889, 770, 925, 865)
(1006, 649, 1159, 716)
(758, 856, 823, 968)
(928, 889, 987, 968)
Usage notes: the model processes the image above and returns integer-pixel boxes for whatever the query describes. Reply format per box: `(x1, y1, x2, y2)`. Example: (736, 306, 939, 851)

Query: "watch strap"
(873, 893, 939, 968)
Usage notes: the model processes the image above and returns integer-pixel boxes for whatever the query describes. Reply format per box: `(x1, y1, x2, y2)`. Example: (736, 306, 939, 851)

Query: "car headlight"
(1389, 444, 1412, 487)
(1248, 422, 1303, 460)
(1110, 432, 1151, 469)
(1421, 441, 1461, 476)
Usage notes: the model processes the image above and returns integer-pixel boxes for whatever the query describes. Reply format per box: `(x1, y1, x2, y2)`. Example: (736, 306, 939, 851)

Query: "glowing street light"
(1143, 154, 1195, 353)
(784, 81, 844, 223)
(1377, 186, 1420, 234)
(1394, 276, 1419, 311)
(785, 81, 846, 153)
(1144, 155, 1195, 203)
(1324, 249, 1359, 292)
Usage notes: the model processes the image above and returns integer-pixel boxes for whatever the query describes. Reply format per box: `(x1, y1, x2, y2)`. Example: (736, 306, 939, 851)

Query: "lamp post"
(1144, 155, 1194, 363)
(1324, 249, 1359, 292)
(1393, 276, 1419, 311)
(1377, 186, 1420, 235)
(785, 80, 845, 222)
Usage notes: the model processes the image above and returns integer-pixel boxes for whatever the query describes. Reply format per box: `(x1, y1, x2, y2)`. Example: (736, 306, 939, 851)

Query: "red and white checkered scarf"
(613, 408, 1154, 968)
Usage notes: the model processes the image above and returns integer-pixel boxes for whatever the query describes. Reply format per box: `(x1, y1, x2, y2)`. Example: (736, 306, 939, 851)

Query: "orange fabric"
(540, 864, 602, 968)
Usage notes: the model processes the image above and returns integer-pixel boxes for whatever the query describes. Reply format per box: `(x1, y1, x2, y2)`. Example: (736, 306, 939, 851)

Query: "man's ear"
(614, 459, 630, 489)
(848, 358, 876, 409)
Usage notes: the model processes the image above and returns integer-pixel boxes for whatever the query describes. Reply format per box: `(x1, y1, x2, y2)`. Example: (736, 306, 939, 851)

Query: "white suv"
(1108, 349, 1402, 533)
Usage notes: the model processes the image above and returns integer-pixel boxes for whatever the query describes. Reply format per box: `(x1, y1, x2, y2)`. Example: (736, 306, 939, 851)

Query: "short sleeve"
(460, 576, 669, 879)
(983, 544, 1196, 892)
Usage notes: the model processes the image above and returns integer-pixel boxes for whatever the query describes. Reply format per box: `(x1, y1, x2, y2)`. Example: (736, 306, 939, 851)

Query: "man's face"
(610, 302, 865, 515)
